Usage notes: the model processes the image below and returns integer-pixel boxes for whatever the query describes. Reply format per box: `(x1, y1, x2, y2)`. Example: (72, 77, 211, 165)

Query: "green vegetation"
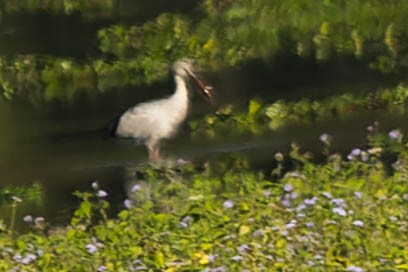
(1, 132, 408, 271)
(2, 1, 408, 271)
(2, 0, 408, 102)
(190, 84, 408, 138)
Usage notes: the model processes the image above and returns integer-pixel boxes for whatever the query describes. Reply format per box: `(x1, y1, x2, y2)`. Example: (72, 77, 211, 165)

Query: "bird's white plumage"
(113, 59, 211, 161)
(115, 75, 189, 156)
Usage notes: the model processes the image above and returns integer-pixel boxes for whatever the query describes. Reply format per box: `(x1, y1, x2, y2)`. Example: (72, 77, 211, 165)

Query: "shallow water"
(1, 88, 407, 228)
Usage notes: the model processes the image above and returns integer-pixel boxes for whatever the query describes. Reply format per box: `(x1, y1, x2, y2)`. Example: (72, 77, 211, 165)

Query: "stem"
(9, 203, 17, 236)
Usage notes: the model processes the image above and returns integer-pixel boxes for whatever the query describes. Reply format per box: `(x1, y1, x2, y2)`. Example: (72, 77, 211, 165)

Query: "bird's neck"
(173, 75, 189, 102)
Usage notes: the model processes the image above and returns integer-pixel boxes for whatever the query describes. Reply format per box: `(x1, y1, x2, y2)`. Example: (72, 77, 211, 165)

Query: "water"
(0, 3, 407, 228)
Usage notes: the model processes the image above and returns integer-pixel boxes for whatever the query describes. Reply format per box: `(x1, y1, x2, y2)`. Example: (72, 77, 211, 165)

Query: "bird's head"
(172, 58, 214, 104)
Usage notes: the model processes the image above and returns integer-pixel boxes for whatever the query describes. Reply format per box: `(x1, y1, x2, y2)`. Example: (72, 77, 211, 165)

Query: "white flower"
(319, 133, 331, 144)
(91, 181, 99, 190)
(23, 215, 33, 223)
(223, 200, 234, 209)
(332, 207, 347, 216)
(96, 190, 108, 198)
(354, 192, 363, 199)
(124, 199, 133, 209)
(353, 220, 364, 227)
(322, 192, 332, 199)
(231, 255, 242, 261)
(346, 265, 364, 272)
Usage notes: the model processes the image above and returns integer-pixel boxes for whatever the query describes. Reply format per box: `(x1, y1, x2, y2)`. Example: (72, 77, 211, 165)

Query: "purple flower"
(86, 244, 97, 254)
(304, 196, 318, 206)
(281, 197, 291, 207)
(332, 207, 347, 216)
(331, 198, 346, 207)
(176, 158, 189, 166)
(305, 222, 315, 228)
(285, 221, 296, 229)
(353, 220, 364, 227)
(223, 200, 234, 209)
(389, 129, 402, 140)
(98, 265, 108, 272)
(237, 244, 250, 252)
(283, 183, 293, 192)
(351, 148, 361, 156)
(131, 184, 141, 192)
(96, 190, 108, 198)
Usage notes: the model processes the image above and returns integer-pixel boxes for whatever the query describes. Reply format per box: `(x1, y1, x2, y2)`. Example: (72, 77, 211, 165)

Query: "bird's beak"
(187, 70, 214, 104)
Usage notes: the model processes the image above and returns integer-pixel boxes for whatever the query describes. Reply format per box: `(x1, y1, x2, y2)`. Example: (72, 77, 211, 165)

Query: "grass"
(0, 129, 407, 271)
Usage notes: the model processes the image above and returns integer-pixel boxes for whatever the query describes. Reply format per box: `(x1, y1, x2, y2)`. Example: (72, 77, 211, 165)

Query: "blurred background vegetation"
(0, 0, 408, 103)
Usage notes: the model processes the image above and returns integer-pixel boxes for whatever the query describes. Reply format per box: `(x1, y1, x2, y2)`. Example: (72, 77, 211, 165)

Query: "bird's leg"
(147, 141, 161, 162)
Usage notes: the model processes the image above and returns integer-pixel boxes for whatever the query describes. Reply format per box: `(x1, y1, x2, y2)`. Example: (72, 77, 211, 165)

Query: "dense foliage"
(1, 0, 408, 101)
(1, 131, 408, 271)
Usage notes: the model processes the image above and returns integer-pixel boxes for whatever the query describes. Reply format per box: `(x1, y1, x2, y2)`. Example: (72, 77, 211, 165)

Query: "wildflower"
(21, 253, 37, 264)
(351, 149, 362, 157)
(23, 215, 33, 223)
(389, 129, 402, 141)
(98, 266, 108, 272)
(274, 152, 284, 161)
(307, 260, 315, 266)
(331, 198, 346, 207)
(96, 190, 108, 198)
(176, 158, 189, 166)
(223, 200, 234, 209)
(124, 199, 133, 209)
(263, 191, 271, 198)
(180, 215, 192, 228)
(332, 207, 347, 216)
(346, 265, 364, 272)
(131, 184, 142, 192)
(366, 125, 374, 132)
(212, 266, 226, 272)
(354, 192, 362, 199)
(283, 183, 293, 192)
(304, 196, 318, 206)
(296, 203, 306, 212)
(86, 244, 97, 254)
(208, 254, 218, 262)
(319, 133, 331, 145)
(237, 244, 250, 252)
(305, 222, 315, 228)
(91, 181, 99, 190)
(367, 147, 382, 155)
(313, 254, 323, 260)
(353, 220, 364, 227)
(290, 191, 298, 199)
(281, 197, 291, 207)
(231, 255, 242, 261)
(11, 196, 22, 203)
(285, 221, 296, 229)
(34, 217, 46, 229)
(361, 151, 369, 162)
(322, 192, 332, 199)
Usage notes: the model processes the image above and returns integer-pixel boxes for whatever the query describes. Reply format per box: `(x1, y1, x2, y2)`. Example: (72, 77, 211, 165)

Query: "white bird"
(109, 59, 213, 161)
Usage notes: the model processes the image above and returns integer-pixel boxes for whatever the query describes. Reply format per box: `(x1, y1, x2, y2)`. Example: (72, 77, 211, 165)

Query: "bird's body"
(111, 59, 212, 161)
